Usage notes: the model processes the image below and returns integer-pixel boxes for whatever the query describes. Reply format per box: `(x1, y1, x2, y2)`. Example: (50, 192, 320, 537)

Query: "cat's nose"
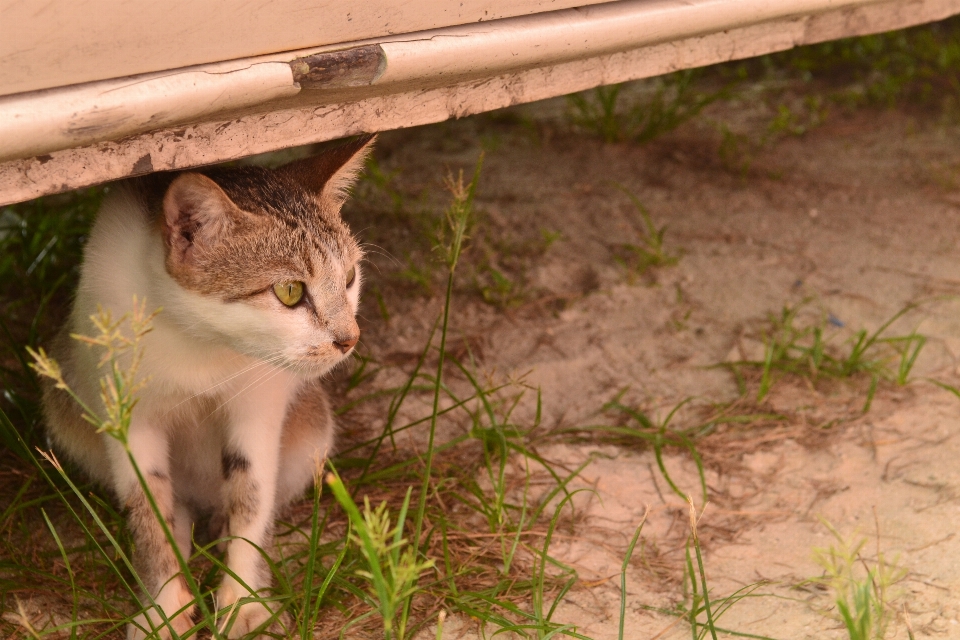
(333, 334, 359, 354)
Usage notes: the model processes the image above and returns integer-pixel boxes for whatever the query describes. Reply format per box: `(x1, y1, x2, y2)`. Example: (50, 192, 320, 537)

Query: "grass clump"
(0, 188, 102, 447)
(724, 300, 927, 409)
(759, 17, 960, 111)
(609, 186, 679, 281)
(325, 481, 431, 640)
(564, 16, 960, 180)
(625, 499, 776, 640)
(811, 521, 907, 640)
(567, 70, 729, 144)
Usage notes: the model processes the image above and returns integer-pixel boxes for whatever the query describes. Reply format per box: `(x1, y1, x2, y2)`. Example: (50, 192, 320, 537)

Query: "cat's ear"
(280, 134, 376, 208)
(162, 173, 240, 263)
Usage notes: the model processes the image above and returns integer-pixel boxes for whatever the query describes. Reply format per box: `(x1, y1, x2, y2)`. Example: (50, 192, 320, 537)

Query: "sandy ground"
(340, 102, 960, 639)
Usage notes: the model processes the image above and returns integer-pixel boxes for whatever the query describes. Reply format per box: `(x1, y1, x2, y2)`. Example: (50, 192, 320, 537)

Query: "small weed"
(676, 530, 774, 640)
(631, 499, 776, 640)
(568, 70, 730, 144)
(540, 228, 562, 250)
(610, 186, 679, 280)
(810, 520, 907, 640)
(475, 263, 525, 309)
(767, 96, 829, 138)
(326, 480, 432, 640)
(397, 257, 435, 294)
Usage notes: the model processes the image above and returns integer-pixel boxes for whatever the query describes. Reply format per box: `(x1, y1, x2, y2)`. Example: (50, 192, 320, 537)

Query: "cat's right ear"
(162, 173, 238, 264)
(279, 134, 376, 209)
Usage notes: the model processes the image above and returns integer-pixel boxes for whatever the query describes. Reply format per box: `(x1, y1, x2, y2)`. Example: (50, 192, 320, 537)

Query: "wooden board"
(1, 0, 958, 205)
(0, 0, 609, 96)
(5, 0, 898, 164)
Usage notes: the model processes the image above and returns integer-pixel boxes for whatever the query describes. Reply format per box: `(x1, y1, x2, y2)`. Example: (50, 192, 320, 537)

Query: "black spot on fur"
(221, 450, 250, 479)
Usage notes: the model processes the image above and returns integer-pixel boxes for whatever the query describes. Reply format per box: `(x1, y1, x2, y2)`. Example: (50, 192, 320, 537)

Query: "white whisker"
(196, 362, 288, 427)
(163, 353, 287, 418)
(360, 242, 402, 268)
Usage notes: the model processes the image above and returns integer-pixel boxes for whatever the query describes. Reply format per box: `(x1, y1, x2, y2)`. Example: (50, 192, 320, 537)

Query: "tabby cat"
(42, 135, 375, 638)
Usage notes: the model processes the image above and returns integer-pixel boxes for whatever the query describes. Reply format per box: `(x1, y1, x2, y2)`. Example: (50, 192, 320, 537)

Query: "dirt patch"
(339, 102, 960, 638)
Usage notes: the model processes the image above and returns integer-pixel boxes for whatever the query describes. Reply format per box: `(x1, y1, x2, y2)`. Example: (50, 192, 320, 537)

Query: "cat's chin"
(283, 354, 352, 378)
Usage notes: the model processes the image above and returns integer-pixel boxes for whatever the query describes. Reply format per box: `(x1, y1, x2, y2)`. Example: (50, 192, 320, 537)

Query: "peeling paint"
(0, 61, 298, 162)
(290, 45, 386, 88)
(131, 154, 154, 175)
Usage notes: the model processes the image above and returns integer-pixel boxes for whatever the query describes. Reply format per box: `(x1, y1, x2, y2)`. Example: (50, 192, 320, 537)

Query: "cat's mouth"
(295, 344, 355, 371)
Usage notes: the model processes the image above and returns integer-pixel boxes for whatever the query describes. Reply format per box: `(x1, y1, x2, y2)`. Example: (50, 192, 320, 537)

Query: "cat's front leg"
(110, 423, 195, 640)
(216, 373, 294, 638)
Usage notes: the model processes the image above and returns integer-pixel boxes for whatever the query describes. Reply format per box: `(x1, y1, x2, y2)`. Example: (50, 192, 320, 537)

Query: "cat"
(41, 135, 375, 639)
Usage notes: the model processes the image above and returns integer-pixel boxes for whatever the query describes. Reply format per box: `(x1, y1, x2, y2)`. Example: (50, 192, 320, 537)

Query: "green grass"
(324, 480, 430, 640)
(609, 185, 680, 281)
(810, 521, 908, 640)
(567, 70, 730, 144)
(723, 300, 928, 410)
(0, 188, 103, 449)
(566, 16, 960, 159)
(757, 17, 960, 111)
(627, 500, 777, 640)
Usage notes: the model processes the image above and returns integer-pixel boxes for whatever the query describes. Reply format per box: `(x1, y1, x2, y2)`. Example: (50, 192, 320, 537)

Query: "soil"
(339, 100, 960, 639)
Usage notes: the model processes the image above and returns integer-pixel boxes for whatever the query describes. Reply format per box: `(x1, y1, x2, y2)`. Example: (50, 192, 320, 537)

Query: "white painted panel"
(375, 0, 883, 84)
(0, 0, 611, 96)
(0, 0, 892, 163)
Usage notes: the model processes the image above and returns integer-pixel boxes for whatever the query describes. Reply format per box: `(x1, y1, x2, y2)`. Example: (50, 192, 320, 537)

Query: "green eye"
(345, 266, 356, 288)
(274, 281, 304, 306)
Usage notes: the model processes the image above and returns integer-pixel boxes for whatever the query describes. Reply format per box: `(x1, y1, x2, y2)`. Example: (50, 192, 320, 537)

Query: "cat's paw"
(127, 579, 195, 640)
(217, 584, 283, 639)
(221, 601, 277, 639)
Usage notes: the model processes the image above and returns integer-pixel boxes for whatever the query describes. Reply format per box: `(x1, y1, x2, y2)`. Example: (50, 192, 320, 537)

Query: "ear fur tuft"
(162, 173, 238, 261)
(280, 134, 376, 207)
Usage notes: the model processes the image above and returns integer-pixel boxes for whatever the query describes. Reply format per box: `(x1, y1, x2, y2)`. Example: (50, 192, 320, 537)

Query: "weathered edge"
(1, 0, 958, 206)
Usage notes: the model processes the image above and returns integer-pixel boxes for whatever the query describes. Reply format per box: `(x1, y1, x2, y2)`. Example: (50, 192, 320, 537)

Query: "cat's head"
(158, 135, 374, 375)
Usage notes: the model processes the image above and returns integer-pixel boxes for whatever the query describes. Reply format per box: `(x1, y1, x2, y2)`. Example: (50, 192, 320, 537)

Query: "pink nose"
(333, 335, 359, 354)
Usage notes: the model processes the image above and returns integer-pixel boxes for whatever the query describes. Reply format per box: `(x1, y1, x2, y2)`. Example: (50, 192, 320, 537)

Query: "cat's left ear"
(279, 134, 376, 208)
